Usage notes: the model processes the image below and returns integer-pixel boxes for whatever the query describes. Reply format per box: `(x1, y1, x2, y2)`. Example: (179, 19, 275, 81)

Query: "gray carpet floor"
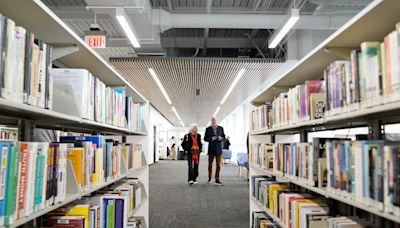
(149, 158, 249, 228)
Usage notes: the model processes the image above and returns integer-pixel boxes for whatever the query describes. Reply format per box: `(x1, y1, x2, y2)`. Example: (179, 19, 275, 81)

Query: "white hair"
(189, 123, 198, 133)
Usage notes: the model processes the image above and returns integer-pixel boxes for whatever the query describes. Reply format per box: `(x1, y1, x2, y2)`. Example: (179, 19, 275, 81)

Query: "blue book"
(0, 142, 11, 224)
(114, 199, 124, 228)
(103, 198, 109, 228)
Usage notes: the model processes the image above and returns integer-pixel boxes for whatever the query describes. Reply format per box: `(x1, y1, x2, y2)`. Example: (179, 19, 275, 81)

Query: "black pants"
(187, 154, 199, 182)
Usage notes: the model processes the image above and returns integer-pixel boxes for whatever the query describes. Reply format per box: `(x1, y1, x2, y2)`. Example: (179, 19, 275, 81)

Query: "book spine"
(4, 144, 19, 225)
(0, 144, 9, 225)
(17, 143, 28, 219)
(34, 151, 44, 212)
(115, 199, 124, 228)
(52, 144, 59, 204)
(45, 45, 52, 109)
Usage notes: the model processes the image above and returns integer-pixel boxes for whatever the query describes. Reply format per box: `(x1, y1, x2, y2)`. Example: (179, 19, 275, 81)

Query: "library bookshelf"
(0, 0, 150, 227)
(249, 0, 400, 227)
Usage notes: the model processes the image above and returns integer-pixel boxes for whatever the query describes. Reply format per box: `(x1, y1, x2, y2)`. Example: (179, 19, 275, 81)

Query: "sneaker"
(189, 180, 194, 185)
(208, 178, 212, 184)
(193, 181, 198, 185)
(214, 180, 223, 186)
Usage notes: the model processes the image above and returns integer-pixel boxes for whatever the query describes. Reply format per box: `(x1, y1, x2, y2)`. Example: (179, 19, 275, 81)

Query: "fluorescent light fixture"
(213, 106, 221, 117)
(172, 106, 182, 121)
(268, 8, 299, 49)
(220, 69, 246, 105)
(116, 8, 140, 48)
(148, 68, 172, 104)
(180, 120, 185, 127)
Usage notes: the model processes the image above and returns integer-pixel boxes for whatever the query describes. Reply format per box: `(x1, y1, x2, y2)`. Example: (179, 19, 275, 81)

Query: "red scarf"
(191, 133, 200, 164)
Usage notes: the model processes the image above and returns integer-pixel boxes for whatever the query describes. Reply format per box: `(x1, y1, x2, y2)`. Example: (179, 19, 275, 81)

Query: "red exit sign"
(85, 35, 106, 49)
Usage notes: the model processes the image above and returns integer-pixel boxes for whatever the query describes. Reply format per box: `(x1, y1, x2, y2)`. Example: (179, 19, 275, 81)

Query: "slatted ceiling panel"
(110, 58, 282, 126)
(41, 0, 87, 7)
(95, 47, 136, 59)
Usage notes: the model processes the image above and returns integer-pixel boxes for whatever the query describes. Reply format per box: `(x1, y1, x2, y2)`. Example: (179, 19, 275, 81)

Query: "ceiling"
(41, 0, 372, 127)
(110, 58, 282, 126)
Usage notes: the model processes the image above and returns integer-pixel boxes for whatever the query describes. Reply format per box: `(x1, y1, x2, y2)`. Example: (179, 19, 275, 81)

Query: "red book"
(46, 216, 85, 228)
(305, 80, 325, 117)
(17, 143, 29, 219)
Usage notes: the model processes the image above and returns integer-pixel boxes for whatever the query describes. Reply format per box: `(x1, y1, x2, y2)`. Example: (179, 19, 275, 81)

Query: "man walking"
(204, 116, 225, 186)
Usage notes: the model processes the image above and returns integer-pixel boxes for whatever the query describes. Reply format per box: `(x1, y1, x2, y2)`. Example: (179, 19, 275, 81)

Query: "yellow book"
(268, 184, 289, 214)
(92, 145, 101, 187)
(67, 148, 85, 188)
(294, 200, 324, 228)
(50, 204, 90, 228)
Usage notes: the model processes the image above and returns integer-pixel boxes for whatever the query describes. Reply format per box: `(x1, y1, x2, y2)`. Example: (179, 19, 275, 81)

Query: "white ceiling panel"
(110, 58, 282, 127)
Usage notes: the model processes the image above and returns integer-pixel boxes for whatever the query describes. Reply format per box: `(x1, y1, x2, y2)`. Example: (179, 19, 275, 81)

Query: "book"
(0, 142, 11, 225)
(46, 215, 85, 228)
(4, 143, 19, 225)
(50, 204, 90, 228)
(360, 42, 382, 106)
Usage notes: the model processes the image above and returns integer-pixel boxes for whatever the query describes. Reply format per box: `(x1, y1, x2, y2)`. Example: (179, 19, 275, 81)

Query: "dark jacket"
(223, 139, 231, 150)
(181, 133, 203, 154)
(204, 126, 225, 155)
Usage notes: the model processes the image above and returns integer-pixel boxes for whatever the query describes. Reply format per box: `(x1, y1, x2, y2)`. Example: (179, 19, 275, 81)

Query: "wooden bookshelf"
(251, 164, 400, 224)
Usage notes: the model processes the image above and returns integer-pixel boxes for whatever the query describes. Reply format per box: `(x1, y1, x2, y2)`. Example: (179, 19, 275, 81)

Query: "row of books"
(252, 211, 280, 228)
(250, 80, 325, 130)
(251, 175, 374, 228)
(53, 68, 144, 131)
(325, 23, 400, 110)
(0, 130, 17, 141)
(0, 137, 142, 226)
(42, 178, 143, 228)
(59, 136, 143, 188)
(250, 22, 400, 132)
(0, 13, 53, 109)
(250, 138, 400, 216)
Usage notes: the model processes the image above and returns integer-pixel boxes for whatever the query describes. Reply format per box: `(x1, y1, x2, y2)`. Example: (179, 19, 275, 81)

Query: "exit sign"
(85, 35, 106, 49)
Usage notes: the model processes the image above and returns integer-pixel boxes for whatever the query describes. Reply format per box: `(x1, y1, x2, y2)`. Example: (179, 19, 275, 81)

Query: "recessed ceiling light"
(213, 106, 221, 117)
(220, 69, 246, 105)
(148, 68, 172, 104)
(172, 106, 182, 121)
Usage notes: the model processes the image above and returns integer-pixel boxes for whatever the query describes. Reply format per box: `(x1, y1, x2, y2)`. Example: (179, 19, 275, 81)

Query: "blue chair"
(236, 153, 249, 179)
(222, 149, 232, 164)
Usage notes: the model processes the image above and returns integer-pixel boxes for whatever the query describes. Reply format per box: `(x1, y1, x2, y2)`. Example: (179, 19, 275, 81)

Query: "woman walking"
(181, 124, 202, 186)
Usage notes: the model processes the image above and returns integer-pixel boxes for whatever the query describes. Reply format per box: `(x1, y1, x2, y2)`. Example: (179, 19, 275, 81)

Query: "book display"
(0, 0, 150, 227)
(249, 0, 400, 227)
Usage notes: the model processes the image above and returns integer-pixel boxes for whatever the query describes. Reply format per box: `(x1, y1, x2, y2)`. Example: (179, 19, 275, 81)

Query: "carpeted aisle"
(149, 157, 249, 228)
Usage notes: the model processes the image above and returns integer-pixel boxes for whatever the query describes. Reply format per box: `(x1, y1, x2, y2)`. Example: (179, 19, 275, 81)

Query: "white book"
(52, 68, 90, 119)
(352, 142, 363, 203)
(3, 19, 15, 100)
(38, 43, 47, 108)
(14, 26, 26, 103)
(57, 144, 68, 203)
(299, 205, 329, 228)
(26, 143, 38, 216)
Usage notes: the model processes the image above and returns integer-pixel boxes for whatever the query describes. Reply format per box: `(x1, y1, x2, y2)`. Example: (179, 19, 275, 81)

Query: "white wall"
(148, 105, 174, 164)
(220, 104, 249, 163)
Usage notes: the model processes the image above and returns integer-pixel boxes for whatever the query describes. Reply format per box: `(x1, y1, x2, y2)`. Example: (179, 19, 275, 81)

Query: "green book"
(34, 153, 45, 211)
(107, 199, 115, 228)
(4, 144, 20, 225)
